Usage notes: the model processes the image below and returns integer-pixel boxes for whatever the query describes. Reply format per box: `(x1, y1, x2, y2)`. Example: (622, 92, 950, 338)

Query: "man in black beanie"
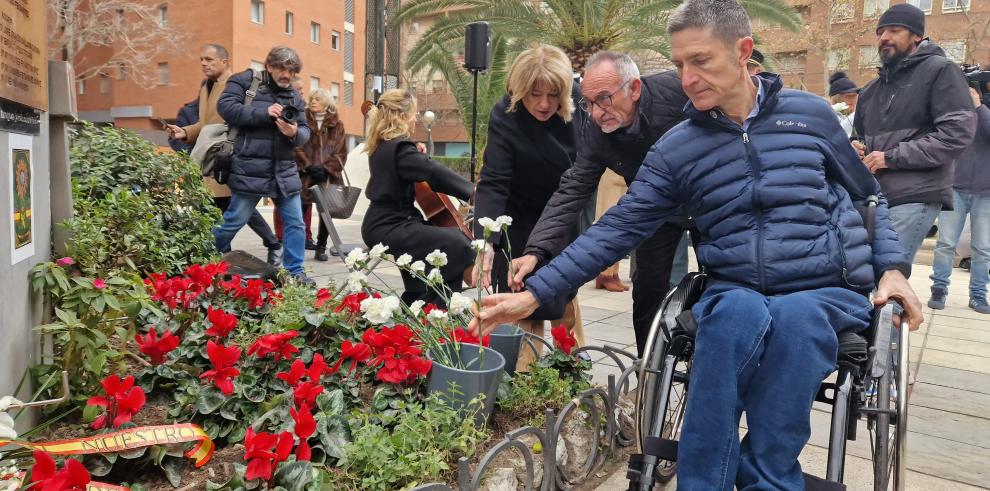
(829, 71, 859, 137)
(854, 2, 975, 267)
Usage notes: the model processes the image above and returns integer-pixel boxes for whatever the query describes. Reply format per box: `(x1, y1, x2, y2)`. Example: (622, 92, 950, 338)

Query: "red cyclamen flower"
(276, 353, 327, 387)
(135, 329, 180, 365)
(292, 381, 323, 409)
(184, 262, 228, 290)
(315, 288, 333, 308)
(247, 331, 300, 362)
(334, 292, 370, 314)
(551, 324, 578, 355)
(327, 340, 372, 376)
(362, 326, 432, 384)
(205, 306, 239, 338)
(199, 341, 241, 396)
(86, 375, 146, 430)
(446, 327, 491, 347)
(30, 451, 91, 491)
(243, 428, 294, 481)
(290, 405, 317, 461)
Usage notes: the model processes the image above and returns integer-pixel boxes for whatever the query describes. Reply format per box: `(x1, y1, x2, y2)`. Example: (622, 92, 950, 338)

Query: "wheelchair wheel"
(868, 319, 910, 490)
(653, 359, 689, 483)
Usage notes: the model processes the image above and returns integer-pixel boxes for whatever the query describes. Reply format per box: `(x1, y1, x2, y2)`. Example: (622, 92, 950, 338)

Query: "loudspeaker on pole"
(464, 21, 491, 72)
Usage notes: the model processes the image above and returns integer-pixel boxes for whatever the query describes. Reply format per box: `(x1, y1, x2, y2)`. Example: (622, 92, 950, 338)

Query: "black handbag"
(323, 167, 361, 219)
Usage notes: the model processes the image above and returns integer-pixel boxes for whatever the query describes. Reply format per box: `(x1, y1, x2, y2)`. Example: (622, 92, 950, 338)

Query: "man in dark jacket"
(215, 46, 313, 284)
(928, 87, 990, 313)
(854, 3, 976, 264)
(509, 50, 690, 356)
(472, 0, 923, 487)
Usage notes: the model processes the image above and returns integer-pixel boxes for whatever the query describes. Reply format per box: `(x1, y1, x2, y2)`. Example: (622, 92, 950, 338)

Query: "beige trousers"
(515, 298, 585, 372)
(596, 169, 629, 277)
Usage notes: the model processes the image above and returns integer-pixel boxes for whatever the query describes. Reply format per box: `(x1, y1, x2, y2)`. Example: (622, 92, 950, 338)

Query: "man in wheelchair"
(470, 0, 924, 488)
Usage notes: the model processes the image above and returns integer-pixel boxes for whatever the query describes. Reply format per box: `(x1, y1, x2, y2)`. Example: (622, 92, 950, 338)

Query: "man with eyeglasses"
(509, 51, 689, 356)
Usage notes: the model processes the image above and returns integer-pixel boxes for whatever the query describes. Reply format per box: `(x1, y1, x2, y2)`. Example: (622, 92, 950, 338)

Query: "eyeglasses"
(578, 80, 631, 113)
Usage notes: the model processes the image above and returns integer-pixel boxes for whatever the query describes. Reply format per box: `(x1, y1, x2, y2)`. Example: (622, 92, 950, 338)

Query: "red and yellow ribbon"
(0, 423, 215, 468)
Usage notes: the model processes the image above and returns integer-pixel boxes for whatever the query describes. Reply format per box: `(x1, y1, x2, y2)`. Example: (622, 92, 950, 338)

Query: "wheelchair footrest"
(643, 436, 679, 461)
(803, 472, 847, 491)
(625, 453, 658, 491)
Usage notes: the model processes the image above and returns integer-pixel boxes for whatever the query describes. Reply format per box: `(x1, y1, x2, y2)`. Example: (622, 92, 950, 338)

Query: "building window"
(331, 82, 340, 104)
(826, 49, 849, 74)
(157, 62, 169, 85)
(310, 22, 320, 43)
(907, 0, 932, 13)
(344, 31, 354, 72)
(859, 46, 880, 68)
(331, 31, 340, 50)
(343, 81, 353, 105)
(432, 79, 444, 93)
(942, 40, 967, 63)
(310, 76, 320, 92)
(774, 52, 807, 74)
(118, 63, 126, 80)
(115, 8, 124, 26)
(285, 11, 293, 35)
(100, 75, 110, 94)
(251, 0, 264, 24)
(942, 0, 970, 12)
(250, 59, 264, 71)
(829, 0, 855, 22)
(863, 0, 888, 17)
(158, 5, 167, 26)
(77, 80, 86, 95)
(344, 0, 354, 23)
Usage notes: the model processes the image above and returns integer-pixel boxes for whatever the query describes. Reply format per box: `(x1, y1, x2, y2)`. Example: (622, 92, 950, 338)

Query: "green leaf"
(316, 389, 345, 415)
(318, 415, 351, 460)
(161, 455, 186, 487)
(84, 454, 114, 477)
(273, 461, 314, 491)
(243, 384, 267, 403)
(303, 312, 326, 326)
(197, 387, 226, 414)
(118, 446, 148, 459)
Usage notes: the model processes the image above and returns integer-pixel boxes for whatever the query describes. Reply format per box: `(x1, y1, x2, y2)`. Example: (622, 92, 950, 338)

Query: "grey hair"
(667, 0, 753, 46)
(204, 43, 230, 61)
(265, 46, 303, 73)
(584, 51, 641, 93)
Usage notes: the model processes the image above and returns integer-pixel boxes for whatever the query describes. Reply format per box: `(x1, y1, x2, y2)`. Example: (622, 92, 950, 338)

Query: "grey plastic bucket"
(488, 324, 524, 375)
(427, 343, 505, 425)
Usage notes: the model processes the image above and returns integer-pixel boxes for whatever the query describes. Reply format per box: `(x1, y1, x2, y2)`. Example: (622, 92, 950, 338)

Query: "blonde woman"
(361, 89, 475, 305)
(474, 44, 586, 371)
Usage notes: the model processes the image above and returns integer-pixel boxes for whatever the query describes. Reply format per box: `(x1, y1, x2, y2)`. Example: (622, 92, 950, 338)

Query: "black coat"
(217, 69, 310, 198)
(475, 94, 577, 295)
(169, 99, 199, 152)
(522, 71, 689, 263)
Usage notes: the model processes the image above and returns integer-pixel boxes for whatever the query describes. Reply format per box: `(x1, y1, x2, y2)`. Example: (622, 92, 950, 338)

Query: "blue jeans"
(930, 190, 990, 299)
(213, 192, 306, 276)
(679, 283, 872, 490)
(887, 202, 941, 264)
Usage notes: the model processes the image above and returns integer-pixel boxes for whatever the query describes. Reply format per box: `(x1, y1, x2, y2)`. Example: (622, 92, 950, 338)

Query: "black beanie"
(829, 71, 859, 96)
(877, 3, 925, 37)
(749, 48, 765, 66)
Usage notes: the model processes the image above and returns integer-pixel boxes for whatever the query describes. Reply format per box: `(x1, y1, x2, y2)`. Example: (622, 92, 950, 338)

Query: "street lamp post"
(423, 110, 436, 157)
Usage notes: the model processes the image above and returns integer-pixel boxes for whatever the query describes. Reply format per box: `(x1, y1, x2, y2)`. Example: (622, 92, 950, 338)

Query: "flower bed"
(2, 251, 600, 490)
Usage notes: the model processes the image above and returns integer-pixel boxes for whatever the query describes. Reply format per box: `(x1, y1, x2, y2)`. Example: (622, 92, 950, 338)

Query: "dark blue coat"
(217, 69, 310, 198)
(526, 74, 911, 308)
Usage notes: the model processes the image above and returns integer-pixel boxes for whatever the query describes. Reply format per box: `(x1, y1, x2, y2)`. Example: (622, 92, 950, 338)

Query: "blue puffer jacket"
(526, 74, 910, 308)
(217, 69, 310, 198)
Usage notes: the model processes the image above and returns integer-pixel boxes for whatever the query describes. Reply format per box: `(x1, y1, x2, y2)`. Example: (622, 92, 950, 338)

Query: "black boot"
(315, 246, 329, 262)
(305, 239, 317, 251)
(267, 245, 284, 267)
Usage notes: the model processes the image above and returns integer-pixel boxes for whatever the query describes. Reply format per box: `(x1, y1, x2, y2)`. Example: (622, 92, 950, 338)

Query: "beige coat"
(182, 71, 232, 198)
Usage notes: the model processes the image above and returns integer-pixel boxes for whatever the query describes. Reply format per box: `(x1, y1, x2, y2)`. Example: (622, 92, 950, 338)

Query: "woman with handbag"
(362, 89, 476, 306)
(474, 44, 585, 371)
(285, 88, 349, 261)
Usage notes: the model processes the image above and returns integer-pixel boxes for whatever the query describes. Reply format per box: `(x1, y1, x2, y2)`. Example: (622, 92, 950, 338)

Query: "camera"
(962, 64, 990, 105)
(279, 105, 299, 123)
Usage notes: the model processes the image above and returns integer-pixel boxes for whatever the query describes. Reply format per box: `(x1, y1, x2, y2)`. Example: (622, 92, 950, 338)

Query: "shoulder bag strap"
(226, 69, 264, 143)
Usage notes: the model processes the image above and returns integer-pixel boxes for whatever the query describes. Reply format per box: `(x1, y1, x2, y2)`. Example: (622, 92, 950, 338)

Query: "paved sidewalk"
(231, 211, 989, 490)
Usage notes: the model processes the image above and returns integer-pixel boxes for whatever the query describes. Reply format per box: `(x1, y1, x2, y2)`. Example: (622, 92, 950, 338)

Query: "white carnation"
(0, 396, 19, 441)
(425, 250, 448, 267)
(831, 102, 849, 113)
(410, 260, 426, 274)
(396, 253, 413, 267)
(427, 308, 448, 323)
(471, 239, 487, 252)
(345, 271, 367, 293)
(360, 295, 401, 324)
(495, 215, 514, 229)
(409, 300, 426, 317)
(426, 268, 443, 283)
(478, 216, 501, 233)
(345, 248, 369, 268)
(448, 292, 475, 316)
(369, 243, 390, 258)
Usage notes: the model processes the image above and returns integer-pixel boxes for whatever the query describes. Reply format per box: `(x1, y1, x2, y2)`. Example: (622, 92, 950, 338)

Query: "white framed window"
(827, 49, 850, 73)
(331, 82, 340, 103)
(250, 59, 264, 71)
(859, 46, 880, 68)
(907, 0, 932, 13)
(158, 5, 168, 26)
(331, 31, 340, 50)
(310, 76, 320, 92)
(942, 0, 970, 12)
(310, 22, 320, 43)
(942, 40, 967, 63)
(830, 0, 854, 22)
(77, 80, 86, 95)
(863, 0, 889, 17)
(285, 11, 293, 35)
(250, 0, 264, 24)
(775, 52, 807, 74)
(157, 62, 169, 85)
(100, 75, 110, 94)
(118, 63, 126, 80)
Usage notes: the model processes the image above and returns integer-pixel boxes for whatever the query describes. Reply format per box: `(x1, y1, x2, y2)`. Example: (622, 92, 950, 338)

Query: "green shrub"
(498, 364, 574, 423)
(65, 123, 220, 275)
(433, 156, 472, 180)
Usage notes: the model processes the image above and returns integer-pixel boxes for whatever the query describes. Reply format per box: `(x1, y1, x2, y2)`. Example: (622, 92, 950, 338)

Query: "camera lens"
(280, 105, 298, 122)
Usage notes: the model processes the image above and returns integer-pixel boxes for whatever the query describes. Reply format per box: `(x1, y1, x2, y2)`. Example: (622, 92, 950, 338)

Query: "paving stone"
(914, 364, 990, 395)
(909, 382, 990, 419)
(927, 324, 990, 343)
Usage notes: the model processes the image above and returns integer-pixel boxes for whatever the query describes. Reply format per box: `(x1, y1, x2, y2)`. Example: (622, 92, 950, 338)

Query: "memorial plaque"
(0, 0, 48, 111)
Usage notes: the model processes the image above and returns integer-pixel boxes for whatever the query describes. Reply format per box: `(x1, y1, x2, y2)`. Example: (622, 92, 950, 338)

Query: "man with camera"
(854, 3, 975, 265)
(214, 46, 313, 285)
(166, 44, 284, 267)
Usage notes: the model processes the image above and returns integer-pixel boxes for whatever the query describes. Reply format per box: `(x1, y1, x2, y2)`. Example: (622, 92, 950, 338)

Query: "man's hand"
(468, 291, 540, 337)
(863, 151, 888, 174)
(465, 244, 495, 289)
(267, 103, 284, 119)
(851, 140, 866, 159)
(508, 254, 539, 292)
(416, 142, 428, 154)
(873, 269, 923, 331)
(275, 118, 298, 138)
(970, 88, 982, 109)
(165, 124, 187, 141)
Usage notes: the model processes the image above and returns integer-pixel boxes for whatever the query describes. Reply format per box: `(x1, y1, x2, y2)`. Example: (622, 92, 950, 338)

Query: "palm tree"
(396, 0, 802, 73)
